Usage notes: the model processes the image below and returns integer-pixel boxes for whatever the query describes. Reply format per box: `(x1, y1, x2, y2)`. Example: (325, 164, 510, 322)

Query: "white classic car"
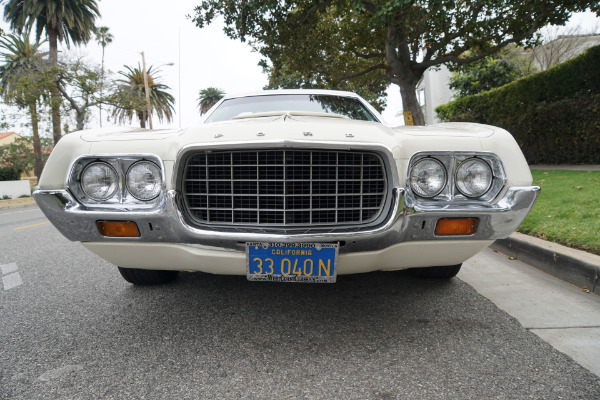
(33, 90, 539, 285)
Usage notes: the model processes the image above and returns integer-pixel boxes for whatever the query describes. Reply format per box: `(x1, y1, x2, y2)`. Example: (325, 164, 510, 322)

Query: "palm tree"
(94, 26, 113, 127)
(112, 64, 175, 129)
(3, 0, 101, 144)
(197, 87, 225, 115)
(0, 33, 48, 179)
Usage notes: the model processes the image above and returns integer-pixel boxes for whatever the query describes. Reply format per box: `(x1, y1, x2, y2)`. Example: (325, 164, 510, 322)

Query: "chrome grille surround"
(179, 148, 389, 229)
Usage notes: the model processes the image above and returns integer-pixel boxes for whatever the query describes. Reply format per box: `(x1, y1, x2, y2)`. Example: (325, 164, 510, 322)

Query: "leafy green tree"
(449, 45, 539, 97)
(449, 57, 522, 98)
(192, 0, 599, 125)
(0, 33, 53, 178)
(112, 64, 175, 128)
(0, 136, 52, 177)
(3, 0, 101, 143)
(95, 26, 113, 127)
(197, 87, 225, 115)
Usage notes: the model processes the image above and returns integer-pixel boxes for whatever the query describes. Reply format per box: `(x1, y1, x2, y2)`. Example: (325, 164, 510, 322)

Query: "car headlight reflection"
(126, 161, 162, 201)
(409, 158, 447, 198)
(455, 158, 493, 198)
(81, 162, 119, 201)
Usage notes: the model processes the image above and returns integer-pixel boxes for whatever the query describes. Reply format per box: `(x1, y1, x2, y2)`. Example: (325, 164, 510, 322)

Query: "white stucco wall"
(0, 180, 31, 199)
(420, 65, 455, 125)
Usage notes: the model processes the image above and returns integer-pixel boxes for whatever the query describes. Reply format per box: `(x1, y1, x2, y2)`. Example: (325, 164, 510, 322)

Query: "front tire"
(118, 267, 179, 285)
(410, 264, 462, 279)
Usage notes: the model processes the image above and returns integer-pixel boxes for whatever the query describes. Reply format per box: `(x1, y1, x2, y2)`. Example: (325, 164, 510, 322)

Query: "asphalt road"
(1, 206, 600, 399)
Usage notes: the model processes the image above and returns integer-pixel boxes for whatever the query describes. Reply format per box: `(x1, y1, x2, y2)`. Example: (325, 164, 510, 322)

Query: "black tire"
(118, 267, 179, 285)
(410, 264, 462, 279)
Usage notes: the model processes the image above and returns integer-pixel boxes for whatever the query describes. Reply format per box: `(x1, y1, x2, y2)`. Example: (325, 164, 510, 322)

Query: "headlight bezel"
(407, 152, 506, 203)
(67, 154, 165, 208)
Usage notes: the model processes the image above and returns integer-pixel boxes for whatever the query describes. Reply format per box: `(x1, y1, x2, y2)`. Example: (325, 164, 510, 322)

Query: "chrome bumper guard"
(33, 186, 540, 254)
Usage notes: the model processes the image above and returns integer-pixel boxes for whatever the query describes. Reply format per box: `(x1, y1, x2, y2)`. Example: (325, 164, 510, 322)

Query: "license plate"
(246, 242, 338, 283)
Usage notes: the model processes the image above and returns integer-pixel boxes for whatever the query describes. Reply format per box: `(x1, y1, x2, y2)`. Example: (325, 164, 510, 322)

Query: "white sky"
(0, 2, 599, 133)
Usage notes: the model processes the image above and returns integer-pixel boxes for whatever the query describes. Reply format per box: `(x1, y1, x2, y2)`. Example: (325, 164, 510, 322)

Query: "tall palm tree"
(113, 64, 175, 129)
(0, 33, 48, 179)
(94, 26, 112, 127)
(197, 87, 225, 115)
(3, 0, 101, 144)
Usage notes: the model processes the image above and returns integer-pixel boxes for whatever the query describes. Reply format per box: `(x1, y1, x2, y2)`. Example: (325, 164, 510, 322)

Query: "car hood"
(80, 116, 499, 164)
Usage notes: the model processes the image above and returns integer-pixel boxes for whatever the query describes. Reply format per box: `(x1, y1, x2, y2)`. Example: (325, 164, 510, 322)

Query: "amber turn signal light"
(97, 221, 140, 237)
(435, 218, 478, 236)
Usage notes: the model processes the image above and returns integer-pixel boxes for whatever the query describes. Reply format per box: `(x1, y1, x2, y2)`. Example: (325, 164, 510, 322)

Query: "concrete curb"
(491, 232, 600, 296)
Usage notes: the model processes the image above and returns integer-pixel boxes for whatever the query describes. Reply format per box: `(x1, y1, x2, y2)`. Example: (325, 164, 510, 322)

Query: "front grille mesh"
(182, 149, 387, 226)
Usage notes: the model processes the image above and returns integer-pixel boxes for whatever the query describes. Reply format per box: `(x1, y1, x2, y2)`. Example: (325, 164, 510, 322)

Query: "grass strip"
(517, 170, 600, 255)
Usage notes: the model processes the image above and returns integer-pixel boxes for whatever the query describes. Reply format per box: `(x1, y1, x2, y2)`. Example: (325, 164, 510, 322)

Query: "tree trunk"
(29, 103, 43, 180)
(138, 110, 146, 128)
(385, 27, 426, 126)
(396, 78, 425, 126)
(100, 45, 105, 127)
(48, 28, 62, 144)
(76, 111, 85, 131)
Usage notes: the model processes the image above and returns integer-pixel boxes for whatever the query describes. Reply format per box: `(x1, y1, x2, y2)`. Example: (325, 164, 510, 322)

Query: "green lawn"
(517, 170, 600, 255)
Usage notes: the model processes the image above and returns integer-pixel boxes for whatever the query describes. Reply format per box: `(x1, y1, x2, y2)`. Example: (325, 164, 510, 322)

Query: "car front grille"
(181, 149, 387, 227)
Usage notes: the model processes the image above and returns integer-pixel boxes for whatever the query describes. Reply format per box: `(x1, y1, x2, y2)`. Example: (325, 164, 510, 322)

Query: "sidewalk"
(0, 196, 36, 210)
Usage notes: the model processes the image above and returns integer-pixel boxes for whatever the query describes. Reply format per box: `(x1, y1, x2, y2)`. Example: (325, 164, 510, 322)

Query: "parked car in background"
(34, 90, 539, 285)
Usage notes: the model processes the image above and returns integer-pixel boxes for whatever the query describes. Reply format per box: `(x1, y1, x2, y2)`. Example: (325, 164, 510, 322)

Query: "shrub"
(0, 166, 22, 181)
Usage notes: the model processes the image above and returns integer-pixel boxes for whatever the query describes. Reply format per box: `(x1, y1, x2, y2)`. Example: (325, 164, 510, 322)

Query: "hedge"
(0, 166, 22, 181)
(436, 44, 600, 164)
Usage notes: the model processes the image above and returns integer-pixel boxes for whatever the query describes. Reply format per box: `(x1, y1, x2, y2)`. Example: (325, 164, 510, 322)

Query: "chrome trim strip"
(33, 185, 539, 254)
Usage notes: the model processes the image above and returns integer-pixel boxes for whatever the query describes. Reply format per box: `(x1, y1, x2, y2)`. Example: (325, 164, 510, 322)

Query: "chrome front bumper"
(33, 186, 539, 254)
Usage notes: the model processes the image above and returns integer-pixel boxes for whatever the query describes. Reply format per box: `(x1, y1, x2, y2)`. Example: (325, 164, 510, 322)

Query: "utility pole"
(141, 51, 153, 130)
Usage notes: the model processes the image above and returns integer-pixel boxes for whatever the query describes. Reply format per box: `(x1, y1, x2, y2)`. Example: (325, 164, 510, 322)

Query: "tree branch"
(57, 83, 83, 114)
(420, 23, 542, 69)
(332, 44, 385, 59)
(317, 63, 387, 82)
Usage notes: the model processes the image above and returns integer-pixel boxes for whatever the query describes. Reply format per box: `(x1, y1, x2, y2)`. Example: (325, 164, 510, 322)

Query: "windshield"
(204, 94, 379, 123)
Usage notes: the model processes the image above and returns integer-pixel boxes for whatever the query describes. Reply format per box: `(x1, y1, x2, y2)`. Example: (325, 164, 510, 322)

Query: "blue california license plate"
(246, 242, 338, 283)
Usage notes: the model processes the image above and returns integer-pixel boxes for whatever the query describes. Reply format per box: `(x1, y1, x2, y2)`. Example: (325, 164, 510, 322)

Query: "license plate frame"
(246, 242, 338, 283)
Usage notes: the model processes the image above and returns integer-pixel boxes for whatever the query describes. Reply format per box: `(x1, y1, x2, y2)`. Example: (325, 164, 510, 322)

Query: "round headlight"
(126, 161, 162, 201)
(455, 158, 493, 198)
(81, 162, 119, 201)
(409, 158, 447, 198)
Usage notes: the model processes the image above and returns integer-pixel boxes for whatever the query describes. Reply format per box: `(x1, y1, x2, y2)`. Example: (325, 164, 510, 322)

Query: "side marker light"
(97, 221, 140, 237)
(435, 218, 478, 236)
